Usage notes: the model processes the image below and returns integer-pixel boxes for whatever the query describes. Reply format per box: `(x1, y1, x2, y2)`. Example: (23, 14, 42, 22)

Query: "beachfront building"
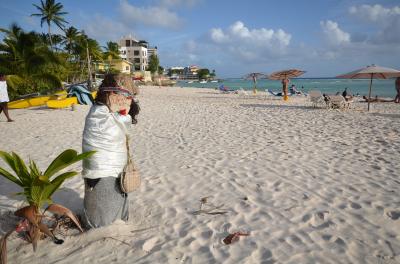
(183, 65, 199, 80)
(94, 59, 132, 74)
(147, 46, 158, 60)
(119, 35, 148, 71)
(168, 66, 184, 80)
(167, 65, 199, 80)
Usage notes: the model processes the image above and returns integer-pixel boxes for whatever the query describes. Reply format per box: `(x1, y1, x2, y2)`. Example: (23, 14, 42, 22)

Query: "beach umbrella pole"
(367, 73, 373, 111)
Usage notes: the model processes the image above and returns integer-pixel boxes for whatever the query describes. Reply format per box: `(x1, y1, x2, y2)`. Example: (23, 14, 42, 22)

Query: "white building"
(147, 46, 158, 60)
(119, 35, 148, 71)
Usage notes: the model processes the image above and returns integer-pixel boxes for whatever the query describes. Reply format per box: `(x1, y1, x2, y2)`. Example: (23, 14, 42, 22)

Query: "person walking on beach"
(81, 74, 140, 228)
(395, 77, 400, 103)
(0, 73, 13, 122)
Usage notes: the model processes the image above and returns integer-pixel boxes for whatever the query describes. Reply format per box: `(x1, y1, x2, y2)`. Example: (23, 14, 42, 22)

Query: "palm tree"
(31, 0, 68, 48)
(62, 26, 81, 59)
(0, 24, 63, 97)
(102, 41, 120, 60)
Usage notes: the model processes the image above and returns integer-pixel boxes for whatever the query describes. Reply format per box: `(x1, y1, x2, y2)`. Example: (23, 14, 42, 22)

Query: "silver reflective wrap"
(82, 105, 132, 179)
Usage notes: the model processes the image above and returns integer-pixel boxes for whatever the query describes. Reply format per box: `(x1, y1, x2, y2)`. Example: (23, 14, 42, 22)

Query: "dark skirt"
(83, 176, 129, 228)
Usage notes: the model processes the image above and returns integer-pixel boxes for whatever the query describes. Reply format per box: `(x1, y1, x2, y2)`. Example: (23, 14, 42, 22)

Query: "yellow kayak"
(46, 91, 97, 109)
(8, 91, 67, 109)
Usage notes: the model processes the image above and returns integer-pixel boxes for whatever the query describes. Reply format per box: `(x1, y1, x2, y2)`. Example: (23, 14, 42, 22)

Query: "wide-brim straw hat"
(99, 74, 139, 95)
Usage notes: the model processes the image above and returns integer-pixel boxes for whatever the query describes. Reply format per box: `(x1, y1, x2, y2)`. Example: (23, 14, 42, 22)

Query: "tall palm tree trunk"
(48, 24, 53, 49)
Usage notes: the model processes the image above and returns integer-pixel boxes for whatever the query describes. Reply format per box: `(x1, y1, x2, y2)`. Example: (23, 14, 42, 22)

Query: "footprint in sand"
(142, 237, 159, 253)
(386, 210, 400, 220)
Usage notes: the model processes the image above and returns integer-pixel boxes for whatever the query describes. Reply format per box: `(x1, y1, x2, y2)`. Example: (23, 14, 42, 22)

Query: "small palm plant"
(0, 149, 95, 259)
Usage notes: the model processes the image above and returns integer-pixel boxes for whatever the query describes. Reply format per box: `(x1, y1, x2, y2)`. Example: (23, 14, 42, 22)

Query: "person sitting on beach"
(289, 84, 302, 95)
(81, 73, 140, 228)
(0, 73, 13, 122)
(362, 95, 394, 103)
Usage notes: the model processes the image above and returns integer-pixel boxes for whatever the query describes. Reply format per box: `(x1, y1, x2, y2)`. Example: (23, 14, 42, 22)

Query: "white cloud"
(349, 4, 400, 22)
(320, 20, 350, 45)
(83, 15, 129, 42)
(210, 28, 229, 43)
(119, 0, 183, 30)
(349, 4, 400, 44)
(207, 21, 291, 62)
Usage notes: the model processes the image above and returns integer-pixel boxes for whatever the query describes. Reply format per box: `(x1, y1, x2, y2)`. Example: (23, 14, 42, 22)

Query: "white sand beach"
(1, 86, 400, 264)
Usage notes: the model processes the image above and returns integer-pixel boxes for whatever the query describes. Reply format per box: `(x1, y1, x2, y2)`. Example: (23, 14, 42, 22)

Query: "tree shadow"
(52, 187, 84, 214)
(371, 113, 400, 119)
(240, 103, 319, 111)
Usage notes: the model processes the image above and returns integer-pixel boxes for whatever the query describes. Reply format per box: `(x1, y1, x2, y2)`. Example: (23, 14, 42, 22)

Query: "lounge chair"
(308, 90, 325, 108)
(344, 96, 354, 109)
(237, 88, 249, 98)
(267, 89, 283, 97)
(218, 85, 235, 93)
(264, 89, 275, 100)
(327, 95, 346, 109)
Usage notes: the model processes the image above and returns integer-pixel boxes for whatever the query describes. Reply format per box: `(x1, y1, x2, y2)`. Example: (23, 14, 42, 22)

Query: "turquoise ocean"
(177, 78, 397, 98)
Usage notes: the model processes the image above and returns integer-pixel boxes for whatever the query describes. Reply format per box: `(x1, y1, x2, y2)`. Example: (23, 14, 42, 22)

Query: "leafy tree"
(158, 65, 164, 75)
(148, 54, 159, 74)
(0, 24, 64, 98)
(62, 26, 80, 58)
(198, 68, 210, 80)
(31, 0, 68, 48)
(210, 69, 216, 78)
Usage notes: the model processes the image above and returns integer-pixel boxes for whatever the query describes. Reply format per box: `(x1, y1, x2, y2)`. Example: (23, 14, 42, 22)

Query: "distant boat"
(199, 80, 207, 84)
(187, 81, 194, 84)
(210, 80, 218, 83)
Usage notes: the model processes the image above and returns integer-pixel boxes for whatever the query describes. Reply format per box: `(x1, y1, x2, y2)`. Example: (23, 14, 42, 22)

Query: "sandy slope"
(1, 86, 400, 264)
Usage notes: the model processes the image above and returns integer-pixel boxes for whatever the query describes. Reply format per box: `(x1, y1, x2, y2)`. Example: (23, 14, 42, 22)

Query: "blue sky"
(0, 0, 399, 77)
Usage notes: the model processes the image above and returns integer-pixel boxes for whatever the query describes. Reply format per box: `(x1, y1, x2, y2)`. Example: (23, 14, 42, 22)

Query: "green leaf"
(0, 151, 19, 175)
(43, 149, 95, 179)
(11, 152, 31, 186)
(41, 171, 77, 200)
(30, 177, 48, 208)
(43, 149, 77, 178)
(29, 160, 42, 180)
(0, 166, 22, 186)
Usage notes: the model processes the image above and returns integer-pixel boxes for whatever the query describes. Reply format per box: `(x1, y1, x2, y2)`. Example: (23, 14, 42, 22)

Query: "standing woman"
(82, 74, 140, 228)
(281, 78, 290, 100)
(0, 73, 14, 122)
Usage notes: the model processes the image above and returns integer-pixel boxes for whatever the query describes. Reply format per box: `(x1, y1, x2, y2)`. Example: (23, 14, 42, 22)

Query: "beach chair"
(344, 97, 354, 109)
(327, 95, 346, 109)
(237, 88, 250, 98)
(308, 90, 324, 108)
(218, 84, 235, 93)
(264, 89, 274, 100)
(267, 89, 282, 97)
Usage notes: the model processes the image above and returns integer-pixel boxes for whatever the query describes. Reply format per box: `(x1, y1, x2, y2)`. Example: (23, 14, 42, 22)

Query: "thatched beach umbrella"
(336, 64, 400, 111)
(268, 69, 306, 100)
(244, 73, 267, 94)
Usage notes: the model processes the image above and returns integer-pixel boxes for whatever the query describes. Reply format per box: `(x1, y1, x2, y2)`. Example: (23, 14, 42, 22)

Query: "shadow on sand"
(240, 103, 320, 111)
(370, 113, 400, 119)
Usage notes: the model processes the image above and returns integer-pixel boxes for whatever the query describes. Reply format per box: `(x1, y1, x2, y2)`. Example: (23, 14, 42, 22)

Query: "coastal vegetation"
(0, 0, 116, 100)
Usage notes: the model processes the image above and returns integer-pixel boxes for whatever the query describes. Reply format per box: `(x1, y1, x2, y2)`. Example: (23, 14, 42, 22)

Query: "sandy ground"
(1, 86, 400, 264)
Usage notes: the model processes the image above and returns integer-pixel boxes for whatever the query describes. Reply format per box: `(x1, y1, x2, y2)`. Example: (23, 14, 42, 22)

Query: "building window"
(125, 40, 130, 47)
(126, 66, 129, 71)
(134, 58, 140, 63)
(134, 50, 139, 56)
